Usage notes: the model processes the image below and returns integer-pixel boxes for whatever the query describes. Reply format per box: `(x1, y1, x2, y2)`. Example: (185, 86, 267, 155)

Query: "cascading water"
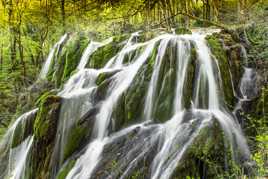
(39, 34, 69, 79)
(49, 32, 142, 176)
(0, 30, 252, 179)
(144, 37, 172, 120)
(0, 109, 37, 179)
(239, 67, 258, 100)
(65, 34, 161, 179)
(233, 45, 259, 128)
(77, 37, 113, 70)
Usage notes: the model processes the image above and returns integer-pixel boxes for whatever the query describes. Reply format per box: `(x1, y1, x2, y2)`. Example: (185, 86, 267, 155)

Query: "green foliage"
(129, 170, 143, 179)
(244, 87, 268, 176)
(245, 24, 268, 66)
(253, 134, 268, 176)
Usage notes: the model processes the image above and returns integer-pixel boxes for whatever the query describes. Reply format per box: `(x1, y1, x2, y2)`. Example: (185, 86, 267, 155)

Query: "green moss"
(87, 34, 130, 69)
(61, 34, 89, 83)
(112, 43, 159, 129)
(54, 33, 89, 87)
(96, 70, 120, 86)
(109, 160, 118, 170)
(35, 90, 58, 106)
(171, 121, 240, 178)
(0, 127, 5, 139)
(34, 93, 61, 139)
(10, 111, 36, 148)
(153, 41, 177, 122)
(183, 45, 196, 109)
(57, 160, 76, 179)
(206, 34, 235, 108)
(154, 68, 176, 122)
(129, 170, 143, 179)
(63, 124, 88, 161)
(11, 125, 25, 148)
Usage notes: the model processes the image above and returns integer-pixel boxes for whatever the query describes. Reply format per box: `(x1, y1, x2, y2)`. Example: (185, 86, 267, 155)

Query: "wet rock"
(87, 34, 130, 69)
(31, 94, 62, 179)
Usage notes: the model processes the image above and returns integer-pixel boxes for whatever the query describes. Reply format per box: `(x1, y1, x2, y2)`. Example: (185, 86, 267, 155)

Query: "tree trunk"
(238, 0, 246, 23)
(60, 0, 66, 30)
(7, 0, 17, 66)
(0, 44, 3, 72)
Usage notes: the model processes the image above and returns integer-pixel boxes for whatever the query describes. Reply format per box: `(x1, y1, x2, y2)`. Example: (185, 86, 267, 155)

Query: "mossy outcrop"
(90, 111, 250, 179)
(206, 33, 236, 109)
(57, 159, 76, 179)
(111, 44, 158, 130)
(10, 111, 37, 148)
(87, 34, 129, 69)
(62, 121, 91, 161)
(31, 92, 62, 179)
(51, 33, 89, 87)
(91, 125, 159, 179)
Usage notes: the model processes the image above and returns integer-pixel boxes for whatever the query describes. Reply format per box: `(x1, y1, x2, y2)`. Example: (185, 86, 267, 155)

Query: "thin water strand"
(39, 33, 68, 79)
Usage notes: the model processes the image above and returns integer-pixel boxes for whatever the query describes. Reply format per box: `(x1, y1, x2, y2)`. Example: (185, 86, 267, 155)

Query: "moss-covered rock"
(10, 111, 36, 148)
(151, 41, 176, 122)
(52, 33, 89, 87)
(111, 43, 159, 130)
(57, 159, 76, 179)
(63, 123, 89, 161)
(34, 94, 61, 139)
(96, 70, 121, 86)
(31, 92, 61, 179)
(183, 44, 196, 109)
(87, 34, 130, 69)
(91, 125, 159, 179)
(206, 33, 236, 109)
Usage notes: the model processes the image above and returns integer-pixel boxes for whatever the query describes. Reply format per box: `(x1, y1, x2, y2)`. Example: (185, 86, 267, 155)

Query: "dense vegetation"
(0, 0, 267, 178)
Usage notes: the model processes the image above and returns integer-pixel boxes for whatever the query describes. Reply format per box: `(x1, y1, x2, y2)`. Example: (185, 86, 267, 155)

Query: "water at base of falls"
(0, 30, 252, 179)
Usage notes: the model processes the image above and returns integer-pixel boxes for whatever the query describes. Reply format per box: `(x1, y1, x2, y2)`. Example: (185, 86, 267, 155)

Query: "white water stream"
(0, 109, 37, 179)
(0, 30, 252, 179)
(66, 32, 250, 179)
(39, 34, 68, 79)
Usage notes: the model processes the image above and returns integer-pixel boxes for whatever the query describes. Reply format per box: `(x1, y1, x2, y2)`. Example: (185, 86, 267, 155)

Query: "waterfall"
(39, 33, 69, 79)
(8, 136, 33, 179)
(144, 37, 172, 120)
(65, 34, 162, 179)
(0, 30, 252, 179)
(233, 45, 259, 127)
(77, 37, 113, 70)
(65, 33, 250, 179)
(0, 109, 37, 179)
(173, 39, 191, 113)
(52, 32, 142, 173)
